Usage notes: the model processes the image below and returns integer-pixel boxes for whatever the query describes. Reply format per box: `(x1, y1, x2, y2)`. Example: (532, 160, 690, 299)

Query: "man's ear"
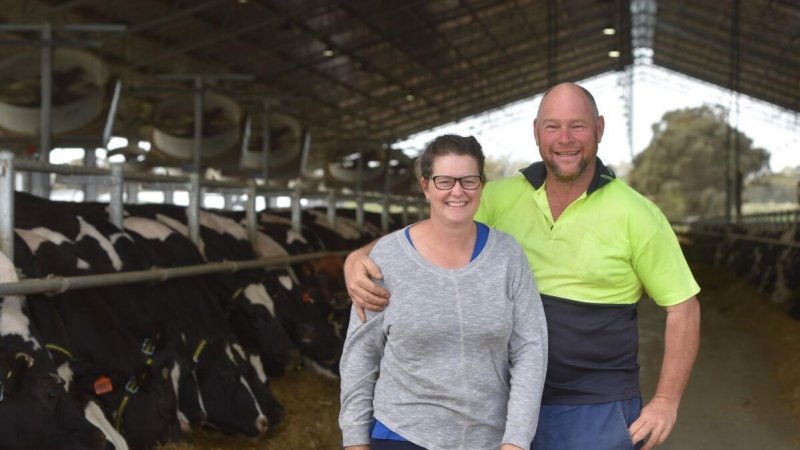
(596, 115, 605, 143)
(533, 119, 539, 146)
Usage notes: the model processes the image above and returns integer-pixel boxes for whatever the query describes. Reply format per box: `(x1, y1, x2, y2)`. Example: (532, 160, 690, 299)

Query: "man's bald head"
(537, 83, 600, 119)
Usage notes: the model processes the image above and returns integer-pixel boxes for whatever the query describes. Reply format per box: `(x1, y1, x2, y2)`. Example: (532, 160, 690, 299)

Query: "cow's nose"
(255, 415, 269, 435)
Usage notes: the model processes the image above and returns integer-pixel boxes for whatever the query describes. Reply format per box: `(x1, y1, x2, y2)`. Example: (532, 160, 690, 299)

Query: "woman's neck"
(410, 219, 476, 269)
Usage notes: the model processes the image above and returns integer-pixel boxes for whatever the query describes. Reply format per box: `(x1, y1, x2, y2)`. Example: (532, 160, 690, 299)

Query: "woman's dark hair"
(414, 134, 485, 180)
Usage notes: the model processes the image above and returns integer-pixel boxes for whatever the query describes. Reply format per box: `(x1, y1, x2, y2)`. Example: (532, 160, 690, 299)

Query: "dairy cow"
(0, 248, 117, 450)
(13, 192, 280, 440)
(120, 213, 279, 434)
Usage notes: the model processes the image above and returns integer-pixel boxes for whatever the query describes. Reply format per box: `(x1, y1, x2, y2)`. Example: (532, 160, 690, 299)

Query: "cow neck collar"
(519, 157, 616, 195)
(46, 343, 76, 361)
(115, 376, 141, 431)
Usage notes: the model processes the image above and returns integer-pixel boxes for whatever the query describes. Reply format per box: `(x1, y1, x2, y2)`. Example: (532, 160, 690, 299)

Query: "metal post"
(327, 190, 337, 228)
(109, 163, 124, 229)
(261, 109, 271, 182)
(188, 173, 201, 245)
(356, 154, 365, 227)
(126, 182, 140, 204)
(291, 186, 302, 233)
(0, 152, 15, 262)
(32, 22, 53, 198)
(401, 197, 409, 226)
(246, 181, 257, 250)
(193, 77, 204, 175)
(417, 199, 426, 222)
(83, 148, 98, 201)
(381, 155, 391, 232)
(381, 195, 390, 232)
(163, 187, 174, 204)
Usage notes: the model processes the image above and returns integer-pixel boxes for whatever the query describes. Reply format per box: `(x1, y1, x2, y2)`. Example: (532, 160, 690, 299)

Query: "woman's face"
(421, 153, 482, 227)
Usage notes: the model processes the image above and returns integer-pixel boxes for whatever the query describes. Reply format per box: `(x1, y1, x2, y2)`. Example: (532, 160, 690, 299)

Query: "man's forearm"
(655, 296, 701, 404)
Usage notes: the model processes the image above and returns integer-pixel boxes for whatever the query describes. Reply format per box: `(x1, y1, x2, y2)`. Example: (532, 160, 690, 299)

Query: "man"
(344, 82, 701, 450)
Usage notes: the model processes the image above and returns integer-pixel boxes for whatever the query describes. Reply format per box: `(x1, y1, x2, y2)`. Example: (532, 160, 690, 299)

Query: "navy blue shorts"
(370, 438, 427, 450)
(532, 398, 644, 450)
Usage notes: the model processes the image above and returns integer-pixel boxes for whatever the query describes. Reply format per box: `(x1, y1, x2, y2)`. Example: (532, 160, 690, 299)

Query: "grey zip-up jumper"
(339, 226, 548, 450)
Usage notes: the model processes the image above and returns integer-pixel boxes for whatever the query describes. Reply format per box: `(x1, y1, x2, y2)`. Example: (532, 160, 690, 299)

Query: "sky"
(394, 65, 800, 174)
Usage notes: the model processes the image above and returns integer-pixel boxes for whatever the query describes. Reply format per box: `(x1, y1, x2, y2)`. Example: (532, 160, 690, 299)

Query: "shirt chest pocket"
(550, 223, 631, 283)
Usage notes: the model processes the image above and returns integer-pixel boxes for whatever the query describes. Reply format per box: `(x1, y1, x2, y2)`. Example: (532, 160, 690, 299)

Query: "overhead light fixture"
(237, 0, 248, 4)
(608, 50, 621, 58)
(405, 94, 415, 101)
(603, 27, 616, 35)
(323, 49, 335, 57)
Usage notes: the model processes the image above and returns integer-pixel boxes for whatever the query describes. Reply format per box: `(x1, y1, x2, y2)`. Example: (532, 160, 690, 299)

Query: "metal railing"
(0, 151, 425, 261)
(0, 251, 348, 297)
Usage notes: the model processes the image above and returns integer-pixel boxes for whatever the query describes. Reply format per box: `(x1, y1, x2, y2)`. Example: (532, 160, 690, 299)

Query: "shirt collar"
(519, 157, 616, 195)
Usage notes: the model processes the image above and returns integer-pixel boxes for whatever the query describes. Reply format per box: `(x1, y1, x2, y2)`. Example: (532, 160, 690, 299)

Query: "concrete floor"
(638, 266, 800, 449)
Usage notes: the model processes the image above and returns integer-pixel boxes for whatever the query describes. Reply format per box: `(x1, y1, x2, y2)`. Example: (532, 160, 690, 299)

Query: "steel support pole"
(192, 78, 204, 175)
(261, 109, 271, 182)
(246, 181, 257, 250)
(0, 152, 15, 262)
(291, 186, 302, 233)
(109, 164, 124, 229)
(356, 154, 365, 227)
(83, 149, 98, 201)
(33, 22, 53, 198)
(125, 182, 140, 204)
(327, 190, 337, 228)
(381, 196, 390, 232)
(188, 173, 201, 245)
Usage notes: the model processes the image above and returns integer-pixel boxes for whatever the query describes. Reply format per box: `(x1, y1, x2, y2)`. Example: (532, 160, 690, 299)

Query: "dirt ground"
(638, 264, 800, 450)
(160, 262, 800, 450)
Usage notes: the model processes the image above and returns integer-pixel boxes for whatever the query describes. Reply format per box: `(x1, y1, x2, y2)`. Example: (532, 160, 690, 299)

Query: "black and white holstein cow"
(119, 210, 281, 435)
(0, 247, 122, 450)
(248, 211, 352, 366)
(13, 194, 181, 450)
(13, 192, 281, 442)
(130, 204, 344, 379)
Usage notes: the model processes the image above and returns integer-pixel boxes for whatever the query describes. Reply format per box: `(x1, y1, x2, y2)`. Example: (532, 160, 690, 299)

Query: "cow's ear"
(15, 352, 34, 369)
(2, 353, 33, 397)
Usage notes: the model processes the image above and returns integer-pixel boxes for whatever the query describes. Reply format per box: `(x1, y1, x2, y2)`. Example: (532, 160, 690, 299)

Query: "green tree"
(627, 105, 770, 220)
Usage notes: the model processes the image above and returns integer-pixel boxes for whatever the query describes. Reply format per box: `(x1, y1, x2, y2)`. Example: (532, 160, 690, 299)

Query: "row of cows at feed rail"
(686, 222, 800, 320)
(0, 191, 394, 450)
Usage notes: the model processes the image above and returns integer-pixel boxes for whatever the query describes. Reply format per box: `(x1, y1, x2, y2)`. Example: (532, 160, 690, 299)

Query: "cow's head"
(189, 339, 269, 437)
(0, 342, 107, 450)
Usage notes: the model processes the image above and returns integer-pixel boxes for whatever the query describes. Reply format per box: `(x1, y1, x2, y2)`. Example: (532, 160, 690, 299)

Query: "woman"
(339, 135, 548, 450)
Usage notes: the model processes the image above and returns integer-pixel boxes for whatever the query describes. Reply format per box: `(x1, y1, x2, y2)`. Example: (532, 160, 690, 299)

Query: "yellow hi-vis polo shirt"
(476, 159, 699, 307)
(476, 158, 700, 404)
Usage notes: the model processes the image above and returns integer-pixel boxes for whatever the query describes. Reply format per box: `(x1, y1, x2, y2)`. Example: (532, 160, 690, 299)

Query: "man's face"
(534, 85, 604, 183)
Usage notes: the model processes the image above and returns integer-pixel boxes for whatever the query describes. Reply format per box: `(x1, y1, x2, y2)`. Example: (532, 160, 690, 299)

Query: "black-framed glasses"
(429, 175, 483, 190)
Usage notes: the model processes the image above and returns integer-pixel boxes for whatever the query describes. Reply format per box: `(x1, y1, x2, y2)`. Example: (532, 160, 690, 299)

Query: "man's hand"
(344, 445, 370, 450)
(344, 243, 389, 322)
(630, 296, 700, 450)
(629, 395, 678, 450)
